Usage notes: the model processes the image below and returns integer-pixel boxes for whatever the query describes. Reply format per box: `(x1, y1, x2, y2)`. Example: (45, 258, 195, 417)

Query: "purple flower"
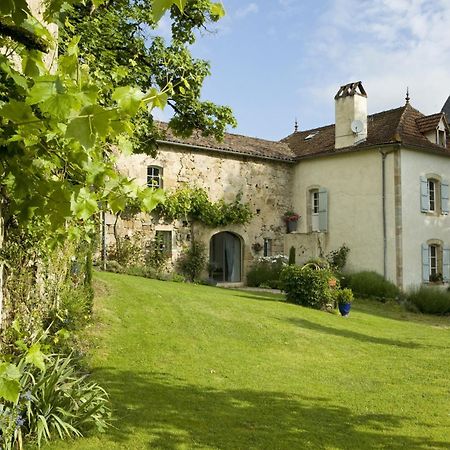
(16, 414, 25, 428)
(21, 390, 32, 401)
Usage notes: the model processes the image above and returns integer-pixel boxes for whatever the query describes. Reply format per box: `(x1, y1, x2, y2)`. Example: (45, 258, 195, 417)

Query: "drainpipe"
(380, 150, 387, 279)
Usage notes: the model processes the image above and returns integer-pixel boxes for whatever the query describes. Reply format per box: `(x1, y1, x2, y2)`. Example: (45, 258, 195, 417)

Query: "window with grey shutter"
(318, 188, 328, 232)
(422, 243, 430, 282)
(420, 177, 429, 212)
(443, 246, 450, 282)
(441, 181, 449, 214)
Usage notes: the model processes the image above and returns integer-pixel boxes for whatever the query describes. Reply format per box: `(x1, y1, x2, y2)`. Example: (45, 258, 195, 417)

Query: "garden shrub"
(348, 271, 399, 301)
(304, 257, 330, 270)
(326, 244, 350, 272)
(246, 255, 288, 289)
(177, 241, 207, 282)
(145, 236, 171, 271)
(407, 286, 450, 315)
(105, 260, 124, 273)
(280, 265, 337, 309)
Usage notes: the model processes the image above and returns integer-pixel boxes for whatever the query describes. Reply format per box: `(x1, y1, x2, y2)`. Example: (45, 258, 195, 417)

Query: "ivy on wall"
(156, 186, 253, 227)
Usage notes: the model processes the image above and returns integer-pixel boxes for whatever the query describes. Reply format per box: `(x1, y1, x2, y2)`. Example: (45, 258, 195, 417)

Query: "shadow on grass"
(230, 292, 286, 303)
(285, 317, 422, 349)
(94, 369, 448, 449)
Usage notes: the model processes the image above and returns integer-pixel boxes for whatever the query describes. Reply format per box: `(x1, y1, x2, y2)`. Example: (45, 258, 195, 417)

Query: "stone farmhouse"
(110, 82, 450, 290)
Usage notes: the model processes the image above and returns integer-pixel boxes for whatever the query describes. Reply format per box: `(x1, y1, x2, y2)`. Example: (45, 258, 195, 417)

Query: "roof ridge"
(393, 104, 420, 142)
(282, 105, 409, 142)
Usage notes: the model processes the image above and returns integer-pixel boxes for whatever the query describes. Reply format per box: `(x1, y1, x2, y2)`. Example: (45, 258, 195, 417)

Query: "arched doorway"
(210, 232, 242, 283)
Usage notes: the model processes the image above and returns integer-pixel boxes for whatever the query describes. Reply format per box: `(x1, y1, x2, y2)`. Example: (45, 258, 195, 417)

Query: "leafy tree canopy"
(0, 0, 231, 244)
(62, 0, 236, 154)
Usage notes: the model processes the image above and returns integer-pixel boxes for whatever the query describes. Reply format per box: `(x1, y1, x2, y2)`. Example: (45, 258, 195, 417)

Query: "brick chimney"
(335, 81, 367, 149)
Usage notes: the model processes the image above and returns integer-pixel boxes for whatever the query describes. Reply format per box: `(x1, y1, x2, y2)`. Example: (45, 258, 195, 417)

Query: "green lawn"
(45, 272, 450, 449)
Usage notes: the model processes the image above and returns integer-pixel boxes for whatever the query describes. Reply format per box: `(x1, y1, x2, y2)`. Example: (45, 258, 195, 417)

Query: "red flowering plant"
(283, 211, 300, 223)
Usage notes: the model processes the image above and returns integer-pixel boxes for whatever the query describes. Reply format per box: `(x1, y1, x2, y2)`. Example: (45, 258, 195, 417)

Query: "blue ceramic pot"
(338, 302, 351, 317)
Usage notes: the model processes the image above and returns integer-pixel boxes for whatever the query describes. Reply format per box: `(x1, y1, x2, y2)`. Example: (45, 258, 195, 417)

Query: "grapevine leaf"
(39, 92, 81, 119)
(0, 363, 21, 380)
(146, 88, 168, 110)
(210, 2, 225, 18)
(141, 188, 165, 212)
(173, 0, 187, 12)
(27, 75, 62, 105)
(0, 378, 20, 403)
(66, 112, 96, 149)
(71, 187, 98, 220)
(25, 343, 46, 371)
(112, 86, 145, 116)
(0, 100, 36, 123)
(152, 0, 173, 22)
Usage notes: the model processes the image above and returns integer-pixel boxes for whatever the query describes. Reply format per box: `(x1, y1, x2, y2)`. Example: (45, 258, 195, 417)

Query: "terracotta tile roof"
(282, 104, 450, 159)
(415, 113, 444, 133)
(157, 123, 295, 162)
(156, 104, 450, 162)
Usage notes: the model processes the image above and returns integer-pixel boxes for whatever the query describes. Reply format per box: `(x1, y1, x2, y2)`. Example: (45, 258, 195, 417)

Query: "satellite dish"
(351, 120, 364, 134)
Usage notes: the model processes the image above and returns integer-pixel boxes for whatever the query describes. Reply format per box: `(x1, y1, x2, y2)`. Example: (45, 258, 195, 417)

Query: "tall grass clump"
(348, 271, 399, 301)
(407, 286, 450, 315)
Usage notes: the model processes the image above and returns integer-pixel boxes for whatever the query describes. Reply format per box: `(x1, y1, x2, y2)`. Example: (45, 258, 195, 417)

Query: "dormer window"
(438, 129, 446, 147)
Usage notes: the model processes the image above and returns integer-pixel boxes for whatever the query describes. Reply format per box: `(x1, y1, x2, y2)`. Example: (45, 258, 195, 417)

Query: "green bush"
(280, 265, 337, 309)
(348, 271, 399, 301)
(177, 241, 207, 282)
(246, 256, 288, 288)
(326, 244, 350, 272)
(105, 260, 124, 273)
(407, 286, 450, 315)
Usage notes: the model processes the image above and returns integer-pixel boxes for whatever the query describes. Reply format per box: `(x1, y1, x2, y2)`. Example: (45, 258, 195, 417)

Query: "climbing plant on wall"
(157, 186, 253, 227)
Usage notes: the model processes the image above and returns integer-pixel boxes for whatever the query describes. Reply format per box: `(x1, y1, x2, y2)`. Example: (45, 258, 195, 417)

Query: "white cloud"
(235, 3, 259, 19)
(300, 0, 450, 124)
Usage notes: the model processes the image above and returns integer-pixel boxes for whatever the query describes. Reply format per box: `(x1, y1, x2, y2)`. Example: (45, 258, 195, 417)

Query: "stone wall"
(108, 144, 294, 281)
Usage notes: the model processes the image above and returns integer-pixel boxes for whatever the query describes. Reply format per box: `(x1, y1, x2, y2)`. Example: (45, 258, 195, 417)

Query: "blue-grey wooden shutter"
(440, 181, 449, 214)
(420, 177, 429, 212)
(443, 246, 450, 282)
(318, 188, 328, 232)
(422, 244, 430, 282)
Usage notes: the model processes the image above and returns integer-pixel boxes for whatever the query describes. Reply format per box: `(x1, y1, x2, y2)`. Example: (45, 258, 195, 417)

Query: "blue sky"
(158, 0, 450, 141)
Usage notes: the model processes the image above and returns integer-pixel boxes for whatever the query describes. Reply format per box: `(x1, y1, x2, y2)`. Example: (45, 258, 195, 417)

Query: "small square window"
(155, 230, 172, 257)
(147, 166, 163, 189)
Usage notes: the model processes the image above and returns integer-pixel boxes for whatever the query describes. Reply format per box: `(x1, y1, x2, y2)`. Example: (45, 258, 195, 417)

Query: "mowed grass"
(45, 272, 450, 450)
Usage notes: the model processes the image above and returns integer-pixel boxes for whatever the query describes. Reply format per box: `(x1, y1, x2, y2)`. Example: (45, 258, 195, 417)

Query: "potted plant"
(336, 288, 354, 317)
(283, 211, 300, 233)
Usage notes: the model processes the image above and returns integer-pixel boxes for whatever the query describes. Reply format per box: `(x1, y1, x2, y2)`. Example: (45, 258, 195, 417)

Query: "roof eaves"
(157, 139, 296, 163)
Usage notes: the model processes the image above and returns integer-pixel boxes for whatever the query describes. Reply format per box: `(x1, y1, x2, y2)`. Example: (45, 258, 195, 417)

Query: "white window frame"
(311, 190, 319, 232)
(428, 179, 436, 212)
(429, 244, 439, 278)
(147, 165, 163, 189)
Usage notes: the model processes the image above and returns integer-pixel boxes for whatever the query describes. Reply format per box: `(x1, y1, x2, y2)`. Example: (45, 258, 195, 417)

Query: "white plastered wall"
(286, 148, 398, 283)
(400, 149, 450, 289)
